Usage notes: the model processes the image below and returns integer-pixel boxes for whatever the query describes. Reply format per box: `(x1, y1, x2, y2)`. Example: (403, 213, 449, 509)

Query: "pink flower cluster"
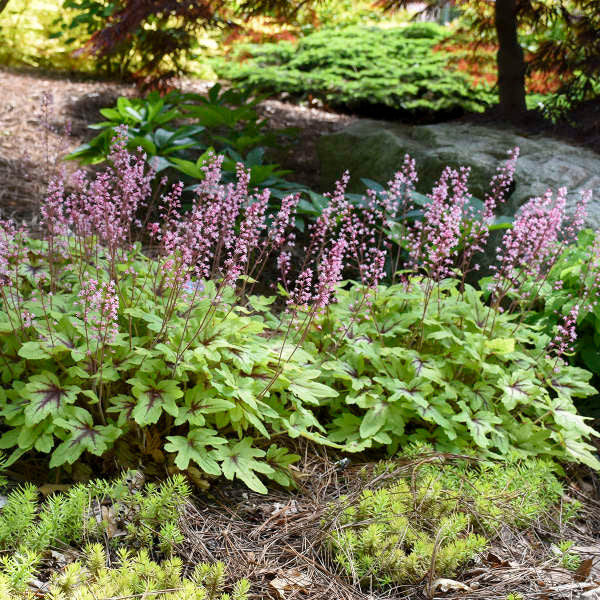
(148, 155, 300, 290)
(0, 220, 16, 284)
(547, 304, 579, 368)
(463, 147, 519, 268)
(407, 166, 471, 280)
(42, 126, 153, 253)
(78, 279, 119, 345)
(492, 187, 574, 298)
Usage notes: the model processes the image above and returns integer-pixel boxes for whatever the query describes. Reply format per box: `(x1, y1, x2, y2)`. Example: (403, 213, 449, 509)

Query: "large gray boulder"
(317, 119, 600, 226)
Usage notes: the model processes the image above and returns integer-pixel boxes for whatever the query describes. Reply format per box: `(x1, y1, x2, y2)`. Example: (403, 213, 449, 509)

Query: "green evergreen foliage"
(0, 545, 249, 599)
(325, 455, 572, 587)
(214, 23, 496, 116)
(0, 468, 249, 598)
(304, 279, 600, 467)
(0, 472, 189, 555)
(556, 540, 583, 571)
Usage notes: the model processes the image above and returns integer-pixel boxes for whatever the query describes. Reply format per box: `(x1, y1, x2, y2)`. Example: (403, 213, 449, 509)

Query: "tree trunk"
(0, 0, 9, 14)
(494, 0, 527, 119)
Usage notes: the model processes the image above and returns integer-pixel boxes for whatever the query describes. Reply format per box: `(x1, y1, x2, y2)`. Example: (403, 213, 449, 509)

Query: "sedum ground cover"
(0, 453, 591, 598)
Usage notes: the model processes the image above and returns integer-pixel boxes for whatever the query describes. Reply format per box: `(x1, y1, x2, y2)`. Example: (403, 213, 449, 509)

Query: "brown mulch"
(0, 67, 353, 225)
(0, 68, 135, 222)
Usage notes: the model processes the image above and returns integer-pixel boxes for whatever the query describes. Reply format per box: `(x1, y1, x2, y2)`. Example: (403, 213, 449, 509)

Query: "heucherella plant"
(303, 278, 599, 467)
(0, 128, 599, 492)
(293, 149, 600, 467)
(0, 130, 367, 493)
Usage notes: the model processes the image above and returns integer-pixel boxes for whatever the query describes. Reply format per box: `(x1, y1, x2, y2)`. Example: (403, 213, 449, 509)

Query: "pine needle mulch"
(177, 446, 600, 600)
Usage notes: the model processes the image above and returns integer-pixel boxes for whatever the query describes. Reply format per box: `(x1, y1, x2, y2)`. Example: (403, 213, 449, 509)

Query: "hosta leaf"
(219, 438, 275, 494)
(23, 372, 80, 426)
(164, 428, 226, 473)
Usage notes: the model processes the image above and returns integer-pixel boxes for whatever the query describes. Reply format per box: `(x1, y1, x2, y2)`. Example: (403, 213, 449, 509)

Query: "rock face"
(317, 119, 600, 226)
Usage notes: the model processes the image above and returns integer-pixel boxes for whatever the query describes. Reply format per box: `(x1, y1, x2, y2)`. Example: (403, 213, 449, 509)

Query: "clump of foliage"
(0, 469, 248, 597)
(325, 455, 572, 587)
(0, 0, 92, 71)
(307, 278, 599, 465)
(555, 540, 583, 571)
(0, 544, 248, 599)
(1, 131, 599, 492)
(0, 471, 189, 556)
(213, 23, 496, 117)
(521, 228, 600, 417)
(51, 0, 328, 87)
(0, 131, 352, 492)
(67, 84, 296, 195)
(293, 151, 599, 467)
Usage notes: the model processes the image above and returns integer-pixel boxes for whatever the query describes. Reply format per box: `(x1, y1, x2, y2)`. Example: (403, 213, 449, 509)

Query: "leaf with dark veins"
(50, 407, 121, 467)
(128, 375, 182, 426)
(174, 386, 235, 426)
(107, 394, 138, 427)
(23, 372, 80, 426)
(220, 438, 274, 494)
(164, 428, 226, 473)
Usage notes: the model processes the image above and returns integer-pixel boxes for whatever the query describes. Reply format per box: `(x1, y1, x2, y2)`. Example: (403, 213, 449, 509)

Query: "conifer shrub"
(213, 23, 495, 117)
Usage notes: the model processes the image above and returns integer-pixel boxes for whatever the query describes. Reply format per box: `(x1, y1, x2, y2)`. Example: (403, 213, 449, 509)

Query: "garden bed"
(2, 65, 600, 600)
